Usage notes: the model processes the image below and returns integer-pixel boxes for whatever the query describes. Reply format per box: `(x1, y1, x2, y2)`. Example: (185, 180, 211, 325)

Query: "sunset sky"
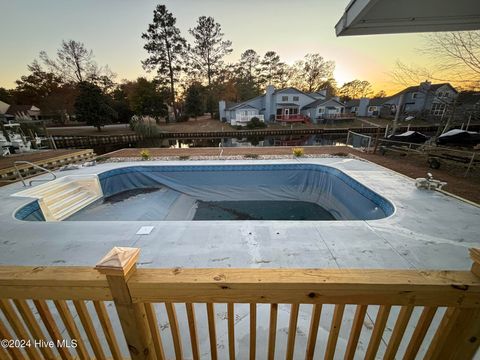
(0, 0, 437, 94)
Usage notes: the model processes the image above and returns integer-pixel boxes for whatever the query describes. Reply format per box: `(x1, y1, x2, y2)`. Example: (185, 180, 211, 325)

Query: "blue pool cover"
(17, 164, 394, 221)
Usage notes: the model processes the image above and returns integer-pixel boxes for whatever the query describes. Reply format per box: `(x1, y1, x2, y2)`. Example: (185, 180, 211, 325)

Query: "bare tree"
(291, 54, 335, 92)
(339, 80, 373, 100)
(40, 40, 102, 83)
(391, 31, 480, 90)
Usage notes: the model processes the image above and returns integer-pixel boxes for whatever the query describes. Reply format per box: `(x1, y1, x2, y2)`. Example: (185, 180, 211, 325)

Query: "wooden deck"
(0, 149, 95, 184)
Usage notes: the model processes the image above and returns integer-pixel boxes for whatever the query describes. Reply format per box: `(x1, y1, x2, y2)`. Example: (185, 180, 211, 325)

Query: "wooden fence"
(0, 247, 479, 359)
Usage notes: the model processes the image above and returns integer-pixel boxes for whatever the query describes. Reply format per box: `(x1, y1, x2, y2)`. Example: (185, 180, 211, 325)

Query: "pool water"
(194, 201, 335, 220)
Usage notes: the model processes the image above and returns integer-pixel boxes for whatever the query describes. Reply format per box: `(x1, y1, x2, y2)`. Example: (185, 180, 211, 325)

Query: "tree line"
(0, 4, 384, 130)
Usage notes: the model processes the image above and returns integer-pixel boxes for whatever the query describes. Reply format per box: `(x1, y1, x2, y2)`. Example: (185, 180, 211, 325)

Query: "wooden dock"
(0, 149, 96, 184)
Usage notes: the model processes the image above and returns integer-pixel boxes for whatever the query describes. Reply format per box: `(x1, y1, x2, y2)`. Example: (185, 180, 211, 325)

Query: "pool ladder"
(13, 161, 57, 187)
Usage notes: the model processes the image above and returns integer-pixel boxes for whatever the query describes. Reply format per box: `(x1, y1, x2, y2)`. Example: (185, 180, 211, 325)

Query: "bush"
(178, 155, 190, 160)
(221, 117, 227, 123)
(292, 147, 305, 157)
(140, 149, 150, 160)
(244, 153, 259, 159)
(130, 116, 159, 138)
(246, 117, 267, 129)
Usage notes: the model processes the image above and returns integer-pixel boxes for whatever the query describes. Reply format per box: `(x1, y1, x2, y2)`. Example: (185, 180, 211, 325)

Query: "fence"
(1, 247, 479, 359)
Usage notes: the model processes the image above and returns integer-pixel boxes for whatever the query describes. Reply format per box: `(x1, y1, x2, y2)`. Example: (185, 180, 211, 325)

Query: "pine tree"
(142, 5, 187, 122)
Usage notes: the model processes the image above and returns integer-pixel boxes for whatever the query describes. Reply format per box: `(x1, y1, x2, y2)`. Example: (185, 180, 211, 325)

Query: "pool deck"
(0, 156, 479, 358)
(1, 156, 478, 270)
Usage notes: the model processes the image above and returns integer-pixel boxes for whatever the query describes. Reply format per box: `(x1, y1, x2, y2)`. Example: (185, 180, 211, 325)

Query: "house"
(5, 105, 41, 120)
(219, 86, 350, 125)
(383, 81, 458, 119)
(345, 99, 360, 115)
(301, 97, 346, 121)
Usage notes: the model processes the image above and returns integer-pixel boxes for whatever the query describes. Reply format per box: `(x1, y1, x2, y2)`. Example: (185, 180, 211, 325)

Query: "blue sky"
(0, 0, 428, 92)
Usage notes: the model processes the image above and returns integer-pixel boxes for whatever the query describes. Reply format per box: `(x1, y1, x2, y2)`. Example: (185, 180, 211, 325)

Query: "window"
(431, 102, 446, 117)
(368, 106, 377, 112)
(281, 96, 288, 101)
(318, 108, 324, 114)
(293, 96, 299, 101)
(412, 93, 418, 99)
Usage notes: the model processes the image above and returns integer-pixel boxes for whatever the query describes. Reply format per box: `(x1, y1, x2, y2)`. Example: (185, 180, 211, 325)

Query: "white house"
(219, 86, 350, 125)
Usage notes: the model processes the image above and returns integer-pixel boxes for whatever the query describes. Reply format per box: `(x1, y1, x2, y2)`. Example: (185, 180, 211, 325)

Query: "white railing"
(233, 114, 264, 125)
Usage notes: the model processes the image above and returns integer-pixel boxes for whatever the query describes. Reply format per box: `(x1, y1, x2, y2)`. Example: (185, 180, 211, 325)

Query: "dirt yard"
(105, 145, 480, 204)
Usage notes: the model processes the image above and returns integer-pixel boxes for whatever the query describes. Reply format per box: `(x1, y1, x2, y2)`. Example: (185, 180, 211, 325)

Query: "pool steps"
(12, 175, 103, 221)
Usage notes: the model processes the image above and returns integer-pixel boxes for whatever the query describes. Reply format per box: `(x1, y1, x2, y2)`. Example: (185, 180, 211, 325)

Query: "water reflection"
(139, 134, 347, 148)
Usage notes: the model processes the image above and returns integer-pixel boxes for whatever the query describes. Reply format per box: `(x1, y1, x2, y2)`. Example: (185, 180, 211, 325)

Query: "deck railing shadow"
(1, 247, 479, 359)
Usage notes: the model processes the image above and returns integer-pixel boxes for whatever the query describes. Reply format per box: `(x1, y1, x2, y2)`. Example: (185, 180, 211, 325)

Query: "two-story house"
(219, 86, 347, 125)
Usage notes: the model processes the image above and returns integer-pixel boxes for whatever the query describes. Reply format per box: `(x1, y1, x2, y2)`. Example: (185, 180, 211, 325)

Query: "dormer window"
(293, 96, 299, 101)
(281, 96, 288, 101)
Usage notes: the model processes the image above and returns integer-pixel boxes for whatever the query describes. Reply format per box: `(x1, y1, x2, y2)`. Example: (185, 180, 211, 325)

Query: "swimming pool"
(15, 164, 394, 221)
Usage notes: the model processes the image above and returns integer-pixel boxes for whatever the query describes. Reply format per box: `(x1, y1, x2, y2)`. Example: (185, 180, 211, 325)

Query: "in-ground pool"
(15, 164, 394, 221)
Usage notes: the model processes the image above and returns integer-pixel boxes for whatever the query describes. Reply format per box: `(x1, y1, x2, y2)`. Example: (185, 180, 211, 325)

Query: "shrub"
(130, 115, 159, 138)
(140, 149, 150, 160)
(244, 153, 259, 159)
(179, 155, 190, 160)
(246, 117, 267, 129)
(292, 147, 305, 157)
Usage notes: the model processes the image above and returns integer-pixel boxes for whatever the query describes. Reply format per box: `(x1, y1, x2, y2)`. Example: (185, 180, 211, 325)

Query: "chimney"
(419, 80, 432, 92)
(265, 85, 275, 122)
(219, 100, 226, 122)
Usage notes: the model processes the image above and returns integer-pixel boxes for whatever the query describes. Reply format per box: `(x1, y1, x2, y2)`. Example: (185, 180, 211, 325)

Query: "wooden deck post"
(96, 247, 155, 360)
(424, 248, 480, 360)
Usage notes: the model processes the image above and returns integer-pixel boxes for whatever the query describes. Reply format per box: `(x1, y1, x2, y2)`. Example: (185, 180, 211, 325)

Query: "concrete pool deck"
(1, 156, 478, 270)
(0, 156, 479, 358)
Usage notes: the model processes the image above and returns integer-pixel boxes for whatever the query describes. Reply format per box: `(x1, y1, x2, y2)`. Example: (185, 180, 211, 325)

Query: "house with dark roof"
(219, 86, 348, 125)
(5, 105, 41, 120)
(382, 81, 458, 118)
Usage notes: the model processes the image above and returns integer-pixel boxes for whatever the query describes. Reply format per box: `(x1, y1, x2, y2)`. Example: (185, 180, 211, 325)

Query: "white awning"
(335, 0, 480, 36)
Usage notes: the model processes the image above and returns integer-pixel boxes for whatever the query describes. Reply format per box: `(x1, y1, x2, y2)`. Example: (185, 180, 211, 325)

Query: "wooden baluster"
(33, 299, 74, 360)
(95, 247, 155, 360)
(165, 302, 183, 360)
(403, 306, 437, 360)
(12, 299, 56, 360)
(364, 305, 391, 360)
(286, 304, 300, 360)
(325, 304, 345, 360)
(305, 304, 322, 360)
(53, 300, 90, 360)
(250, 303, 257, 360)
(384, 306, 414, 360)
(207, 303, 218, 360)
(268, 303, 278, 360)
(344, 305, 367, 360)
(93, 300, 123, 360)
(0, 319, 25, 360)
(185, 303, 200, 360)
(73, 300, 106, 360)
(144, 303, 166, 360)
(227, 303, 235, 359)
(0, 299, 42, 360)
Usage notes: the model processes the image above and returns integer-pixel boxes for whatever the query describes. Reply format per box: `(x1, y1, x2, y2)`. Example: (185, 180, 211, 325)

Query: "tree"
(373, 90, 387, 98)
(129, 78, 168, 119)
(14, 61, 63, 105)
(391, 32, 480, 91)
(74, 82, 117, 131)
(184, 82, 205, 119)
(39, 40, 103, 83)
(188, 16, 233, 87)
(0, 88, 13, 104)
(339, 80, 373, 100)
(237, 49, 260, 83)
(188, 16, 232, 116)
(319, 78, 339, 97)
(142, 5, 187, 122)
(292, 54, 335, 92)
(260, 51, 283, 88)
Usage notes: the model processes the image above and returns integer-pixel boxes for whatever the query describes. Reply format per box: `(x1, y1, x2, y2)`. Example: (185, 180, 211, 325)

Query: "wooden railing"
(275, 114, 309, 123)
(0, 247, 479, 359)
